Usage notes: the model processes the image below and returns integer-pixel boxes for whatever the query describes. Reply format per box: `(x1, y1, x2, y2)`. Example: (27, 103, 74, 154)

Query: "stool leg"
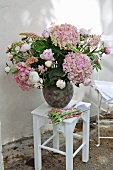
(97, 95, 102, 147)
(0, 122, 4, 170)
(53, 125, 59, 150)
(33, 115, 42, 170)
(82, 110, 90, 162)
(65, 124, 73, 170)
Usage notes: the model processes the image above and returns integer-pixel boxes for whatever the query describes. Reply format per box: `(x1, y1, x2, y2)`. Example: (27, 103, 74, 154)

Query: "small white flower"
(28, 71, 40, 84)
(15, 46, 20, 51)
(5, 66, 10, 73)
(56, 80, 66, 89)
(45, 60, 52, 67)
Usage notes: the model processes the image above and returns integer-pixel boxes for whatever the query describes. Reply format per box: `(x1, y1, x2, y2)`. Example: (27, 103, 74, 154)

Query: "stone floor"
(2, 114, 113, 170)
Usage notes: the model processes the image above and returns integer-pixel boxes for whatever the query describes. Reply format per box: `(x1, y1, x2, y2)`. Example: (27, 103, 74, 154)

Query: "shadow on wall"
(2, 0, 55, 35)
(0, 0, 55, 144)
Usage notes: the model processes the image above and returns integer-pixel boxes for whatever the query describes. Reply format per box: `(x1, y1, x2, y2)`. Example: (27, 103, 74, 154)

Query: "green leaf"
(93, 64, 102, 71)
(87, 54, 97, 61)
(31, 39, 48, 53)
(11, 68, 18, 74)
(49, 67, 65, 80)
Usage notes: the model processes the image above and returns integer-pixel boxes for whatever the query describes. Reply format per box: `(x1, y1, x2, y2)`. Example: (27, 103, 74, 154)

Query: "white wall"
(0, 0, 113, 144)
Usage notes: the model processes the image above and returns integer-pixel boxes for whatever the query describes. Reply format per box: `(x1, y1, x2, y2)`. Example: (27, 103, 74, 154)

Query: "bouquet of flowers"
(5, 23, 110, 91)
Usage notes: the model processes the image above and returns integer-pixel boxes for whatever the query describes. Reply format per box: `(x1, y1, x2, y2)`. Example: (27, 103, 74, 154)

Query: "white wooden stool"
(0, 122, 4, 170)
(31, 100, 91, 170)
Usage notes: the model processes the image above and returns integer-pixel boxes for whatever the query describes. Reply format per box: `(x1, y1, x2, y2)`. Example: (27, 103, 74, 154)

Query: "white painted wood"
(42, 135, 55, 146)
(0, 122, 4, 170)
(39, 145, 66, 155)
(33, 115, 42, 170)
(82, 109, 90, 162)
(94, 34, 113, 146)
(73, 143, 85, 158)
(32, 100, 91, 170)
(94, 75, 113, 146)
(65, 123, 73, 170)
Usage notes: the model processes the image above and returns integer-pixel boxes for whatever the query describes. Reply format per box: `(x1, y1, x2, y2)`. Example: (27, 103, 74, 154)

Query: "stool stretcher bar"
(39, 145, 66, 155)
(42, 134, 55, 146)
(73, 143, 85, 158)
(100, 137, 113, 139)
(73, 133, 82, 138)
(40, 132, 85, 158)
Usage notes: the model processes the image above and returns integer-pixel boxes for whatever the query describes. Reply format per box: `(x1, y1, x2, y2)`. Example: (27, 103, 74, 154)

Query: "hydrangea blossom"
(13, 62, 34, 90)
(63, 52, 92, 85)
(50, 23, 79, 50)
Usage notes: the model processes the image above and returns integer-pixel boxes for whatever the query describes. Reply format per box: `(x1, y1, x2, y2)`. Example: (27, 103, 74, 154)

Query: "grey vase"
(43, 82, 74, 108)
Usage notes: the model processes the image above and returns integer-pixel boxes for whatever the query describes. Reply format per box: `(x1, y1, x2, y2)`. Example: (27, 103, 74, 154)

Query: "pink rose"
(20, 43, 31, 52)
(104, 46, 111, 55)
(42, 28, 50, 38)
(40, 49, 55, 60)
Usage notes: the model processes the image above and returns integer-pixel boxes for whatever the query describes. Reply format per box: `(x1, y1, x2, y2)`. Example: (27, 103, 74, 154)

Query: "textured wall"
(0, 0, 113, 144)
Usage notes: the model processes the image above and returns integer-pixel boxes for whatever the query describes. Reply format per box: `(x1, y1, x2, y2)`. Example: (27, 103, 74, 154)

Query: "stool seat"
(31, 100, 91, 170)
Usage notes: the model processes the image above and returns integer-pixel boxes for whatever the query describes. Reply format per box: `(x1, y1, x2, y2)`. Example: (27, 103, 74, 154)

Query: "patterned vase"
(43, 82, 73, 108)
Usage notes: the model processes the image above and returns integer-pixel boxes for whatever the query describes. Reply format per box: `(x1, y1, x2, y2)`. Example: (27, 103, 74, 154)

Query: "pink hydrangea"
(50, 23, 80, 50)
(13, 62, 34, 90)
(63, 52, 92, 85)
(40, 49, 55, 60)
